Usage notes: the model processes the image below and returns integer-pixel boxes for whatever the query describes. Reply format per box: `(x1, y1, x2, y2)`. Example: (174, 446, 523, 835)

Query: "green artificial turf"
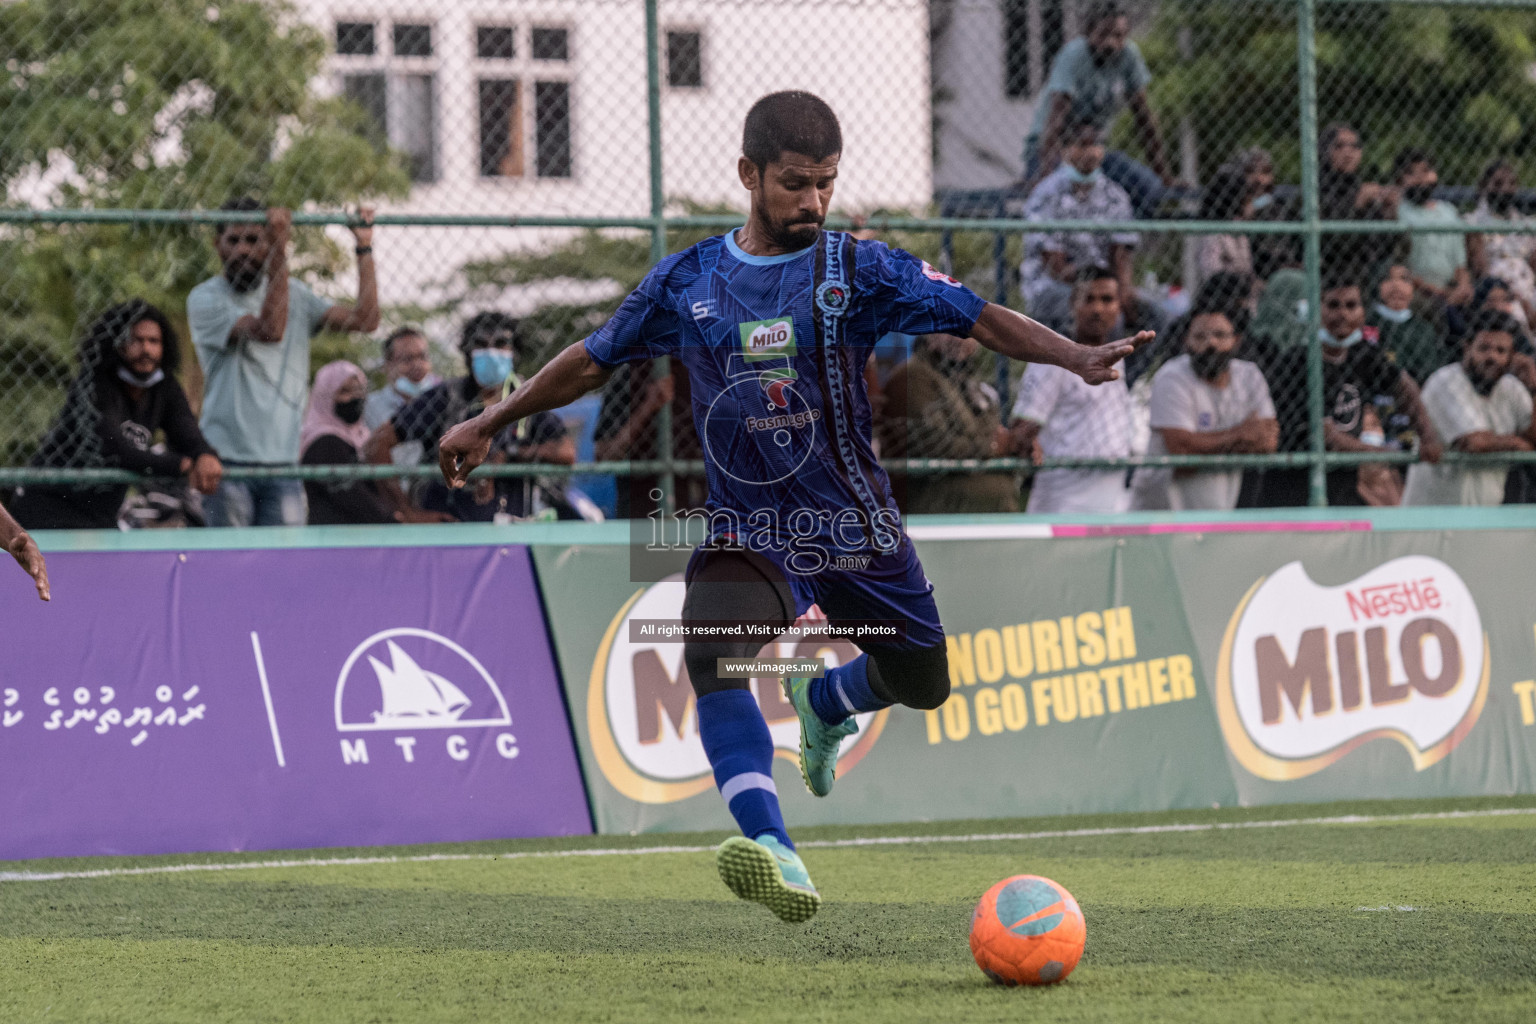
(1, 797, 1534, 1023)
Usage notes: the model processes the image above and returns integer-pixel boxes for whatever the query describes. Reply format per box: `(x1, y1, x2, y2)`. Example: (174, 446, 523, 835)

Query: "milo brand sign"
(740, 317, 796, 362)
(1216, 556, 1487, 780)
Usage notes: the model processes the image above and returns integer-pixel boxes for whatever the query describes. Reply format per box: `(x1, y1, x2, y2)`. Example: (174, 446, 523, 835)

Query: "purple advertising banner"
(0, 545, 592, 860)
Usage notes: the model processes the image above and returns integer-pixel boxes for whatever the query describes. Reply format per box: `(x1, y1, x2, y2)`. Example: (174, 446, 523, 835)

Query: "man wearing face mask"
(11, 300, 222, 530)
(1261, 275, 1443, 506)
(1136, 302, 1276, 510)
(365, 312, 574, 522)
(188, 197, 380, 527)
(1021, 120, 1145, 334)
(364, 327, 441, 430)
(1394, 149, 1475, 311)
(1404, 310, 1536, 506)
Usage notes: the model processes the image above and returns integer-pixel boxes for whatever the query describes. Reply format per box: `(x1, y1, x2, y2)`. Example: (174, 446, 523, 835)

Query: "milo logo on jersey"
(741, 317, 796, 362)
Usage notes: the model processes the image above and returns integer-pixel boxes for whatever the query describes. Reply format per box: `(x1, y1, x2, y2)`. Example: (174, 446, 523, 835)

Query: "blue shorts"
(685, 534, 944, 652)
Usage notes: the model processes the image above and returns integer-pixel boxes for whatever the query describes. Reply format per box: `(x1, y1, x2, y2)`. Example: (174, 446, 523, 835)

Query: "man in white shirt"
(1138, 304, 1277, 510)
(1404, 310, 1536, 506)
(1010, 267, 1135, 513)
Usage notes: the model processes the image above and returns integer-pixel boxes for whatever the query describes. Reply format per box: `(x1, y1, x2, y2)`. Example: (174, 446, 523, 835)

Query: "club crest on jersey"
(921, 262, 963, 287)
(816, 279, 850, 317)
(739, 316, 796, 362)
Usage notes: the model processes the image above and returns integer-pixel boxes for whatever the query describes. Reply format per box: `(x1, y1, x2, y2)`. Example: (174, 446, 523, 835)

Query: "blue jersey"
(584, 230, 986, 570)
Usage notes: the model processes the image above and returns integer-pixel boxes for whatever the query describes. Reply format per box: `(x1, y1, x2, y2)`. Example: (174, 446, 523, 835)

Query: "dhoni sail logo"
(586, 577, 886, 803)
(1216, 557, 1488, 780)
(335, 628, 512, 732)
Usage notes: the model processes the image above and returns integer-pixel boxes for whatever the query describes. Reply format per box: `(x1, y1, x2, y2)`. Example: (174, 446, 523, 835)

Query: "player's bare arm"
(1, 499, 50, 601)
(438, 342, 612, 488)
(968, 302, 1153, 384)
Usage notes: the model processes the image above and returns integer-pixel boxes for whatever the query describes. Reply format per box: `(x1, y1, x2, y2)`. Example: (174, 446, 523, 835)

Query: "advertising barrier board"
(533, 527, 1536, 835)
(0, 545, 591, 860)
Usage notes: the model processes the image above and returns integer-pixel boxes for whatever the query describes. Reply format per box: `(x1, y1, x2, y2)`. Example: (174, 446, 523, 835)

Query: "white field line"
(1, 806, 1532, 884)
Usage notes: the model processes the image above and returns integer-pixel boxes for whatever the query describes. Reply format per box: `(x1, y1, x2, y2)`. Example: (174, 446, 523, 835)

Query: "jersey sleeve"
(583, 263, 683, 368)
(864, 243, 988, 339)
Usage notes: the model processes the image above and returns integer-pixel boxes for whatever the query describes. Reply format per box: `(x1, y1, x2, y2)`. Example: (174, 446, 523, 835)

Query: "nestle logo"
(1345, 578, 1442, 621)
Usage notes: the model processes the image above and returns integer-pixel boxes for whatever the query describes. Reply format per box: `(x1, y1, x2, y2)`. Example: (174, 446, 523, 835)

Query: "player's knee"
(684, 642, 752, 697)
(872, 643, 950, 710)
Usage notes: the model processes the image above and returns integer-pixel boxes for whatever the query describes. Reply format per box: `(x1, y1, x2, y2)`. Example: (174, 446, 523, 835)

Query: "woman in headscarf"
(299, 361, 397, 525)
(10, 300, 221, 529)
(1318, 123, 1399, 277)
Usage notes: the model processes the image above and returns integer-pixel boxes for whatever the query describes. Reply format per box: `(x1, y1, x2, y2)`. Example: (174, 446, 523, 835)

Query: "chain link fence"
(4, 0, 1536, 525)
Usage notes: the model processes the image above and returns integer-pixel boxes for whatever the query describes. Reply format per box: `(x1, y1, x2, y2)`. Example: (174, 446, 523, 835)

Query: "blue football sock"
(808, 653, 891, 725)
(697, 688, 793, 850)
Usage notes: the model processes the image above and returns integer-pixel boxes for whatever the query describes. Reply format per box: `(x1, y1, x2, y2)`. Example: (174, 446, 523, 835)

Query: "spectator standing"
(1022, 122, 1143, 333)
(300, 361, 397, 525)
(1261, 275, 1442, 506)
(1010, 267, 1136, 513)
(1468, 160, 1536, 325)
(364, 326, 441, 430)
(880, 333, 1018, 514)
(1393, 149, 1475, 311)
(188, 199, 380, 526)
(1366, 261, 1446, 384)
(1021, 1, 1172, 218)
(1, 498, 49, 601)
(1318, 123, 1398, 277)
(366, 313, 575, 522)
(1136, 304, 1277, 510)
(10, 301, 222, 530)
(1404, 311, 1536, 506)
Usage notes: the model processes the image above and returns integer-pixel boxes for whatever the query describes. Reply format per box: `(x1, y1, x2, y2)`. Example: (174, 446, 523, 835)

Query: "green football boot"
(716, 835, 821, 923)
(782, 675, 859, 797)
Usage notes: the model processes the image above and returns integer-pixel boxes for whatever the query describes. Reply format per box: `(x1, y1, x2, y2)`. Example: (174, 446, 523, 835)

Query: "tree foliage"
(0, 0, 409, 460)
(1141, 1, 1536, 185)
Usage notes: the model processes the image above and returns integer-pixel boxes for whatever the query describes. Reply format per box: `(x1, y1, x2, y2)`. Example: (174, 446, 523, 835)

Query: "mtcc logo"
(333, 628, 518, 765)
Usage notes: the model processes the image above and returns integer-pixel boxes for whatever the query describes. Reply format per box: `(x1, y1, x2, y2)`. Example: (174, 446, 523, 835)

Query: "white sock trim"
(719, 771, 777, 804)
(834, 678, 857, 715)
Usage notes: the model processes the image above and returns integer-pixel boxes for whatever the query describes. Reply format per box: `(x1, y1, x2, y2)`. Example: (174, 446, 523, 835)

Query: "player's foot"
(716, 835, 821, 923)
(783, 675, 859, 797)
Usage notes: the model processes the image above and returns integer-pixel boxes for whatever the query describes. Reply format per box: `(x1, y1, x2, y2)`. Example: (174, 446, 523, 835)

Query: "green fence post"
(645, 0, 675, 517)
(1298, 0, 1327, 507)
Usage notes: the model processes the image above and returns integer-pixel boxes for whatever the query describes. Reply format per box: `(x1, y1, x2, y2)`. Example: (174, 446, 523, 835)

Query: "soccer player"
(1, 498, 49, 601)
(439, 91, 1148, 922)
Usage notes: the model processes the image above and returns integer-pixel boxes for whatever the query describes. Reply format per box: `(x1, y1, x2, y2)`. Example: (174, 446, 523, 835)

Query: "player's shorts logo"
(815, 280, 850, 316)
(584, 578, 887, 803)
(740, 316, 796, 362)
(921, 261, 963, 287)
(1215, 556, 1487, 781)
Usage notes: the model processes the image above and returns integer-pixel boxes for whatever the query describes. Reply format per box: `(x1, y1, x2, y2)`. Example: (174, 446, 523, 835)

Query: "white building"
(291, 0, 936, 307)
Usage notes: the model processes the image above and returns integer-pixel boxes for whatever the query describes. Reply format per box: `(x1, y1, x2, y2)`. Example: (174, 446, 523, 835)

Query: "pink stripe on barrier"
(1051, 520, 1372, 538)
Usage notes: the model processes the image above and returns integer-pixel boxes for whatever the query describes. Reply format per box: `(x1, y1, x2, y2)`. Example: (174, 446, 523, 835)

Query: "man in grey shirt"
(188, 198, 380, 526)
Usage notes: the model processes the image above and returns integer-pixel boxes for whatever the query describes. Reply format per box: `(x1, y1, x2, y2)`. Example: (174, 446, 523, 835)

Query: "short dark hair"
(1469, 308, 1522, 342)
(742, 91, 842, 171)
(382, 325, 425, 362)
(459, 311, 522, 355)
(1073, 264, 1119, 293)
(1392, 147, 1434, 183)
(1061, 118, 1102, 146)
(1084, 1, 1126, 31)
(1321, 267, 1362, 298)
(1480, 158, 1516, 193)
(214, 195, 263, 238)
(1190, 272, 1252, 336)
